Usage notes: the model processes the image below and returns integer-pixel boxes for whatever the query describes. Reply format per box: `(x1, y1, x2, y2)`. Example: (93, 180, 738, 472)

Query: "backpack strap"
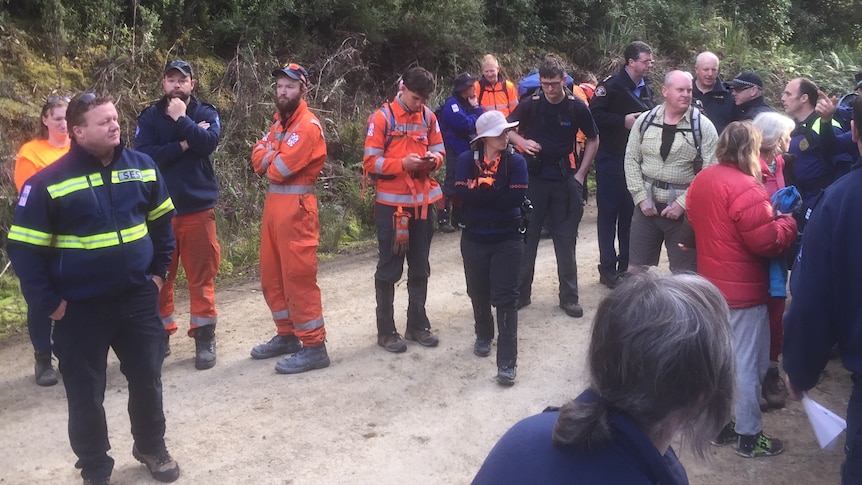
(639, 105, 662, 141)
(691, 106, 702, 161)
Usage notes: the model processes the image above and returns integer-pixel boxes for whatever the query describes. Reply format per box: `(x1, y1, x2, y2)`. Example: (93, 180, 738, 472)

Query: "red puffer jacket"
(686, 162, 797, 309)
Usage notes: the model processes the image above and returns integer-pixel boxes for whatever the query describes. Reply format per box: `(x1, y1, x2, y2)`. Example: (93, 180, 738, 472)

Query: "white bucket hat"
(471, 111, 519, 144)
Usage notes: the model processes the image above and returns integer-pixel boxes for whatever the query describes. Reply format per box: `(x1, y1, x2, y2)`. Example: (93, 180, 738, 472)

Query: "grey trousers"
(730, 304, 770, 436)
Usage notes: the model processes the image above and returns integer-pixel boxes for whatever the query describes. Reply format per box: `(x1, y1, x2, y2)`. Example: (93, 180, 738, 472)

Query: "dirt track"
(0, 204, 851, 484)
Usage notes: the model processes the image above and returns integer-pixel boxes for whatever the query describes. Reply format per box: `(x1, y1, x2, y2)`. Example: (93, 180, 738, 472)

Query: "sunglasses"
(46, 95, 71, 104)
(732, 85, 754, 93)
(281, 62, 309, 85)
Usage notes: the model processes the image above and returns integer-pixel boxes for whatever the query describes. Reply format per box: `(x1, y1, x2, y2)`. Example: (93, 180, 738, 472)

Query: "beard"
(277, 95, 301, 119)
(170, 91, 191, 102)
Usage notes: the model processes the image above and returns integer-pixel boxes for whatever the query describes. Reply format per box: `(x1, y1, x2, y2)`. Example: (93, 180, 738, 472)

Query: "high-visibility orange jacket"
(474, 76, 518, 116)
(14, 138, 70, 193)
(363, 95, 445, 218)
(251, 99, 327, 346)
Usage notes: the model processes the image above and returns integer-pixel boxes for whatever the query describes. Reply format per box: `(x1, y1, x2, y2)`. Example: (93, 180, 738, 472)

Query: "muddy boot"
(762, 366, 787, 409)
(34, 351, 59, 387)
(193, 325, 217, 370)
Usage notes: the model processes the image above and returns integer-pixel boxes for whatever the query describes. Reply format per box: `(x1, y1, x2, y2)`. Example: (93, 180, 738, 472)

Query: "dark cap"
(453, 72, 478, 93)
(272, 62, 309, 85)
(726, 71, 763, 89)
(164, 60, 193, 77)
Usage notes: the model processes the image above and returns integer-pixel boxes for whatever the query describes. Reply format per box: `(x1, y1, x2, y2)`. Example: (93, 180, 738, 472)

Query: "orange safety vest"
(474, 78, 519, 116)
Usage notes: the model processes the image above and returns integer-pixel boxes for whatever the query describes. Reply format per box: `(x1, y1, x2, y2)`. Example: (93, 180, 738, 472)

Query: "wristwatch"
(156, 269, 169, 281)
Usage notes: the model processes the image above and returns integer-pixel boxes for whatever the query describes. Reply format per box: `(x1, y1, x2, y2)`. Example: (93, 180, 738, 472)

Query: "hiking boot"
(762, 366, 787, 409)
(405, 328, 439, 347)
(710, 421, 738, 446)
(736, 431, 784, 458)
(560, 302, 584, 318)
(474, 339, 491, 357)
(250, 334, 302, 360)
(132, 444, 180, 482)
(497, 367, 516, 386)
(83, 476, 111, 485)
(598, 265, 622, 289)
(34, 351, 59, 387)
(378, 333, 407, 353)
(275, 343, 330, 374)
(193, 325, 217, 370)
(164, 333, 171, 357)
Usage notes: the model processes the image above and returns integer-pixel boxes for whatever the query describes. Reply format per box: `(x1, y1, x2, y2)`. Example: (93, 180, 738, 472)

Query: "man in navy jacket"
(135, 60, 222, 370)
(783, 95, 862, 485)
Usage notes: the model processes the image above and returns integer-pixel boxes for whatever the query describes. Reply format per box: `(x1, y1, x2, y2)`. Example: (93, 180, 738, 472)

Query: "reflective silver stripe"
(392, 123, 429, 132)
(364, 147, 384, 156)
(428, 143, 445, 152)
(273, 154, 292, 177)
(376, 186, 443, 204)
(261, 150, 277, 171)
(190, 315, 218, 326)
(268, 184, 315, 194)
(310, 118, 324, 139)
(374, 157, 385, 173)
(273, 132, 287, 141)
(294, 317, 324, 331)
(506, 100, 518, 109)
(161, 314, 175, 327)
(272, 309, 290, 320)
(254, 143, 266, 151)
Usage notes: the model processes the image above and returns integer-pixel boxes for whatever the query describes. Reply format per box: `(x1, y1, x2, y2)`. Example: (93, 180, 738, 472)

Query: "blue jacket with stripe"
(7, 141, 176, 318)
(134, 95, 220, 214)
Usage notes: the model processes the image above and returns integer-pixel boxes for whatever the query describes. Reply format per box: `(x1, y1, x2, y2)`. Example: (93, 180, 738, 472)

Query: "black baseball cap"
(726, 71, 763, 89)
(164, 60, 193, 77)
(453, 72, 478, 92)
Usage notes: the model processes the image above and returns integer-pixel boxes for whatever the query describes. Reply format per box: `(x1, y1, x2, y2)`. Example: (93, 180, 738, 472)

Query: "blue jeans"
(52, 282, 167, 481)
(844, 373, 862, 484)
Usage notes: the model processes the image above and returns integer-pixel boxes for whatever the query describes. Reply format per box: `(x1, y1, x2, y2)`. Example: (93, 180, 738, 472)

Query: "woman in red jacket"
(686, 121, 797, 458)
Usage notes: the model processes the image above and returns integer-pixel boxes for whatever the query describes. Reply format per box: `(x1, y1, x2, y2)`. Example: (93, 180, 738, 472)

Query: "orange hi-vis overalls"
(15, 139, 70, 193)
(363, 96, 446, 217)
(251, 99, 327, 346)
(474, 78, 519, 116)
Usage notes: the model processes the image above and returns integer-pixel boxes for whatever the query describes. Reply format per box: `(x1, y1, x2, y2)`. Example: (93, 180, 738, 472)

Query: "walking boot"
(438, 205, 456, 233)
(133, 443, 180, 482)
(34, 351, 59, 387)
(406, 278, 438, 347)
(275, 343, 330, 374)
(377, 282, 406, 352)
(250, 334, 302, 359)
(762, 366, 787, 409)
(193, 325, 217, 370)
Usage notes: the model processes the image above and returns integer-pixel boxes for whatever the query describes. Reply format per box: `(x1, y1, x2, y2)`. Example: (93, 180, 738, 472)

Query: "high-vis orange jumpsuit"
(363, 95, 445, 336)
(251, 99, 327, 346)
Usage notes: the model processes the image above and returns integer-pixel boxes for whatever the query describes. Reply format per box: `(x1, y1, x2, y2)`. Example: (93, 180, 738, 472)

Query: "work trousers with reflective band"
(52, 282, 167, 482)
(729, 305, 770, 436)
(461, 235, 522, 369)
(374, 203, 434, 335)
(260, 191, 326, 346)
(159, 208, 220, 337)
(519, 176, 583, 305)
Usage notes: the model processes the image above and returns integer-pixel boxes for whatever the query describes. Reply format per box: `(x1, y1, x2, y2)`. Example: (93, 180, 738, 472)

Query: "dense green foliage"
(0, 0, 860, 333)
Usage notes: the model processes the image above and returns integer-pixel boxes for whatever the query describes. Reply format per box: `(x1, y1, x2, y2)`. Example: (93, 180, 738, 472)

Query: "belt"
(643, 175, 689, 191)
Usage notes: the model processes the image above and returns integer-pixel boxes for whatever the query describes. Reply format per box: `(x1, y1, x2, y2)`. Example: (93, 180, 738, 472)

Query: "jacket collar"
(69, 138, 126, 167)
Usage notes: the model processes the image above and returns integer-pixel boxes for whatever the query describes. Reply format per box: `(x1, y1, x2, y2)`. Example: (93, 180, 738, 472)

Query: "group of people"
(7, 45, 862, 484)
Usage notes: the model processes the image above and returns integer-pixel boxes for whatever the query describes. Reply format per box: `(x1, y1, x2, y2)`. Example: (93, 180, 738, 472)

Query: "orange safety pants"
(260, 192, 326, 346)
(159, 208, 220, 337)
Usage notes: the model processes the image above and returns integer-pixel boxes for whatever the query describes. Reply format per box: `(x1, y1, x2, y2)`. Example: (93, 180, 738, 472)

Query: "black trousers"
(461, 235, 523, 368)
(52, 282, 167, 481)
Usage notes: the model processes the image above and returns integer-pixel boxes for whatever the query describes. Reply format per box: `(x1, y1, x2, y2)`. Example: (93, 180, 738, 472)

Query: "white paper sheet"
(802, 393, 847, 451)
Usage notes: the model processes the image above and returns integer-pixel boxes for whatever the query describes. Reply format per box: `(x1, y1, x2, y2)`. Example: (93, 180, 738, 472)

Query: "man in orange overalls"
(364, 66, 445, 353)
(249, 63, 330, 374)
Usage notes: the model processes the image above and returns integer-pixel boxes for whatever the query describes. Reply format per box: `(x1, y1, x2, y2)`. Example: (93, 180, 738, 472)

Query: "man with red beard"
(249, 62, 330, 374)
(135, 60, 222, 370)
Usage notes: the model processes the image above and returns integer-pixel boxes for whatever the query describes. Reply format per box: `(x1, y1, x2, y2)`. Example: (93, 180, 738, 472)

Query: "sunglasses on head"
(282, 63, 309, 84)
(46, 95, 71, 104)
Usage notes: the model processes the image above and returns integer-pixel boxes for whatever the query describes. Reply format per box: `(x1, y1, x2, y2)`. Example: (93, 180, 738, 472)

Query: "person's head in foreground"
(473, 273, 735, 484)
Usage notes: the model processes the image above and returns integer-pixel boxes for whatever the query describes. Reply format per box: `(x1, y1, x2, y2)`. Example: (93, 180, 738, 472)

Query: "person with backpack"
(625, 70, 719, 275)
(475, 54, 519, 116)
(507, 54, 598, 319)
(438, 72, 485, 232)
(590, 41, 656, 289)
(455, 111, 528, 386)
(364, 66, 445, 353)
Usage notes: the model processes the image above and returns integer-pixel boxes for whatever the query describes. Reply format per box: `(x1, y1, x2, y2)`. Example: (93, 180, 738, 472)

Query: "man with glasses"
(135, 59, 222, 370)
(364, 66, 445, 353)
(249, 62, 331, 374)
(507, 53, 598, 318)
(8, 93, 180, 484)
(590, 41, 656, 289)
(728, 71, 775, 121)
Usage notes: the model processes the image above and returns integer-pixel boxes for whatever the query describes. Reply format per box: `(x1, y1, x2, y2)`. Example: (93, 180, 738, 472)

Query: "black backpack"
(638, 105, 704, 172)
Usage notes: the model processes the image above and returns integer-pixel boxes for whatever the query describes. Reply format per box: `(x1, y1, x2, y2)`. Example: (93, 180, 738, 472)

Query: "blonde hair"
(715, 121, 762, 181)
(480, 54, 499, 69)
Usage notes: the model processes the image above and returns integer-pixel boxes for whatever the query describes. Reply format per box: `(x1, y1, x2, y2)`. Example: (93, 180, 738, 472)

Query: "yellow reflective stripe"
(47, 174, 104, 199)
(120, 223, 148, 243)
(55, 231, 120, 249)
(112, 168, 156, 184)
(8, 225, 53, 247)
(148, 197, 175, 221)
